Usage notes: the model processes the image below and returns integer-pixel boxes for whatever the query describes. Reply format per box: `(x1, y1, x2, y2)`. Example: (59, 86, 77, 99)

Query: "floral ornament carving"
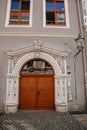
(58, 78, 65, 103)
(33, 38, 42, 58)
(57, 80, 61, 102)
(8, 54, 27, 74)
(56, 56, 66, 75)
(8, 56, 14, 74)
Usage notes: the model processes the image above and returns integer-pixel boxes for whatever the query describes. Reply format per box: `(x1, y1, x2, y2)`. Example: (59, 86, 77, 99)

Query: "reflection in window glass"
(11, 0, 20, 10)
(56, 2, 64, 11)
(21, 0, 30, 10)
(46, 0, 65, 26)
(10, 0, 30, 25)
(46, 1, 54, 11)
(9, 11, 19, 24)
(46, 12, 55, 24)
(56, 13, 65, 24)
(21, 12, 29, 24)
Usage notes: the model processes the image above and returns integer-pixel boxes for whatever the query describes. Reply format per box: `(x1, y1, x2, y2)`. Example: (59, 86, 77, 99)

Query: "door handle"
(37, 91, 40, 95)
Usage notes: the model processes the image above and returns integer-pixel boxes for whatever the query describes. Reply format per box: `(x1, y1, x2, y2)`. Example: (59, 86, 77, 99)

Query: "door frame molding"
(5, 44, 68, 113)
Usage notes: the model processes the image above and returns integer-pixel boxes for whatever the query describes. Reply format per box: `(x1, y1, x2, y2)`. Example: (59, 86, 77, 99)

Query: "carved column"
(5, 55, 19, 113)
(6, 75, 19, 113)
(55, 56, 68, 112)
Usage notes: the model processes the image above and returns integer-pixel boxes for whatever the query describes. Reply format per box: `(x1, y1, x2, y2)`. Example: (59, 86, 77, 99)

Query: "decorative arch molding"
(13, 52, 61, 76)
(5, 43, 68, 113)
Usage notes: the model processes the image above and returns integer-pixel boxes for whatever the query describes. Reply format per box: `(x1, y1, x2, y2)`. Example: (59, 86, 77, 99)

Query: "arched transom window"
(21, 59, 54, 75)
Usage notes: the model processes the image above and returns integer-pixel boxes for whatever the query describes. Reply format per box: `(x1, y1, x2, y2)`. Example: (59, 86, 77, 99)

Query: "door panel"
(19, 76, 37, 109)
(37, 76, 54, 109)
(19, 75, 54, 110)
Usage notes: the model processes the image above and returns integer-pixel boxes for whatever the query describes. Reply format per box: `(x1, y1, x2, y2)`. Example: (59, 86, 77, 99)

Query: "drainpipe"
(76, 0, 87, 110)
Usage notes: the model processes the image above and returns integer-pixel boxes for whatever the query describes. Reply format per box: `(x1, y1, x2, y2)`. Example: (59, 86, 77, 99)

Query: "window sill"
(5, 25, 31, 28)
(43, 25, 70, 29)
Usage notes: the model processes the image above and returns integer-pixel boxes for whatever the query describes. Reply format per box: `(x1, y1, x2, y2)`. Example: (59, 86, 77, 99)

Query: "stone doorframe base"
(5, 44, 68, 113)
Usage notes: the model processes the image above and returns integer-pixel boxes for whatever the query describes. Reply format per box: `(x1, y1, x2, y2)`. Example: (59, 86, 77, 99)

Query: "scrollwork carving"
(56, 56, 66, 75)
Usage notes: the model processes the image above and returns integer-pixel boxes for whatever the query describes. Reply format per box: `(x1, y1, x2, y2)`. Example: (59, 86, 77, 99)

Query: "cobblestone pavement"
(0, 110, 85, 130)
(73, 114, 87, 130)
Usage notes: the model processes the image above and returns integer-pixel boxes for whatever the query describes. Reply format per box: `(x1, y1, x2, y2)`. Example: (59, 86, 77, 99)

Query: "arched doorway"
(6, 48, 68, 113)
(19, 59, 55, 110)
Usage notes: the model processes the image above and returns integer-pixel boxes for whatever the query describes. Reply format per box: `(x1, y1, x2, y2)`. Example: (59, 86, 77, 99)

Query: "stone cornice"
(0, 32, 77, 38)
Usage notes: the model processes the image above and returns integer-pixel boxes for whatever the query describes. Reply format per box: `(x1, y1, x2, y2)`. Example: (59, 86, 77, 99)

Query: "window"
(82, 0, 87, 16)
(9, 0, 30, 25)
(82, 0, 87, 25)
(46, 0, 66, 26)
(21, 59, 54, 74)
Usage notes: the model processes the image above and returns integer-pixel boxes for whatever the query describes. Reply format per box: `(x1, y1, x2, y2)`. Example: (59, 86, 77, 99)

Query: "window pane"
(21, 59, 53, 74)
(11, 0, 20, 10)
(56, 1, 64, 11)
(21, 0, 30, 10)
(56, 13, 65, 24)
(20, 11, 29, 24)
(46, 0, 54, 11)
(46, 12, 55, 24)
(9, 11, 19, 24)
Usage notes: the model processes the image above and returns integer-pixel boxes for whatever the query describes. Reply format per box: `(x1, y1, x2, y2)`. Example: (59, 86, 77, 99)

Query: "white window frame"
(82, 0, 87, 25)
(82, 0, 87, 15)
(43, 0, 70, 28)
(5, 0, 33, 27)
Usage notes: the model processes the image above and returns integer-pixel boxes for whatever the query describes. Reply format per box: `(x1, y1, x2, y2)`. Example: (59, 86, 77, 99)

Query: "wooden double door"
(19, 74, 55, 110)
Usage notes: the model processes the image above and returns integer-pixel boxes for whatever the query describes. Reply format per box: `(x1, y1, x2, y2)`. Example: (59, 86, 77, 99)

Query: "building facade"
(82, 0, 87, 105)
(0, 0, 86, 113)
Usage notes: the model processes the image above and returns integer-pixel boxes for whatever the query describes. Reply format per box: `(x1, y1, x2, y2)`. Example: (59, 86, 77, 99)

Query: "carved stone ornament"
(6, 40, 69, 113)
